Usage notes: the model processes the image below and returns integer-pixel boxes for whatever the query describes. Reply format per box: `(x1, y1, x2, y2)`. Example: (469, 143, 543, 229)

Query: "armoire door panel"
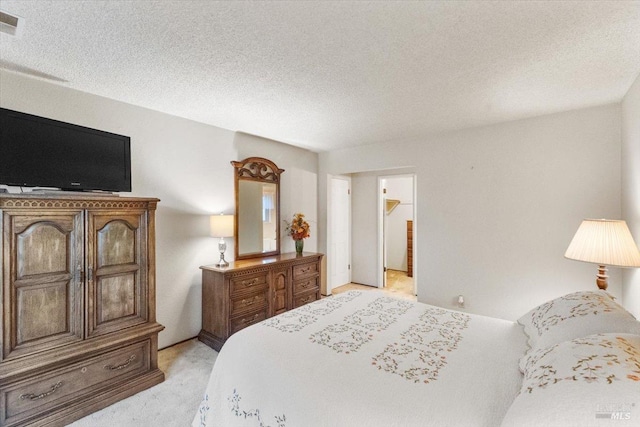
(16, 223, 69, 278)
(97, 273, 137, 322)
(16, 281, 70, 343)
(2, 211, 84, 361)
(86, 210, 148, 338)
(96, 220, 136, 268)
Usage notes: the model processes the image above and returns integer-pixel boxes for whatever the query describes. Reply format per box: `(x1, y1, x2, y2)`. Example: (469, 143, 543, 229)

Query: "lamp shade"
(210, 215, 234, 238)
(564, 219, 640, 268)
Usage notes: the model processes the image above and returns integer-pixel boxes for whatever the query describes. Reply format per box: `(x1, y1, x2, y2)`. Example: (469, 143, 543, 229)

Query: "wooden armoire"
(0, 194, 164, 427)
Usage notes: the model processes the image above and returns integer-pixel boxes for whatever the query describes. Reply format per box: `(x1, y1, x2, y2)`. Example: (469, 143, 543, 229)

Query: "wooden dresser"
(199, 252, 323, 351)
(0, 194, 164, 427)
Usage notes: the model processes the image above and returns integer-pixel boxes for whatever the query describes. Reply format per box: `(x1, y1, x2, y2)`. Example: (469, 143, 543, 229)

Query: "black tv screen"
(0, 108, 131, 192)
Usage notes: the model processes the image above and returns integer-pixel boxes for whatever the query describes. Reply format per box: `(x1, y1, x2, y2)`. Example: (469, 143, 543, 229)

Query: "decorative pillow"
(518, 290, 640, 371)
(502, 333, 640, 427)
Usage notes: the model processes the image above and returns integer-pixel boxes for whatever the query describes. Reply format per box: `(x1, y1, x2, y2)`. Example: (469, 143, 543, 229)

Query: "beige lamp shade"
(564, 219, 640, 267)
(210, 214, 234, 238)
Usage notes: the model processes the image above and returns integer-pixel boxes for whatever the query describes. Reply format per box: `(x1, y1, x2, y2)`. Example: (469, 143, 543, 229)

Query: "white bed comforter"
(193, 291, 527, 427)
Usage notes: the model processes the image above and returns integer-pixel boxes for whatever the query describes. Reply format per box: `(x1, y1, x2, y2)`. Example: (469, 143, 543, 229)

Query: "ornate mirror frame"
(231, 157, 285, 260)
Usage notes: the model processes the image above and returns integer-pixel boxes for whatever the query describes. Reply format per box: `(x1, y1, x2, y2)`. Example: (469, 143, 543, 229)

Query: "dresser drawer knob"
(300, 267, 311, 273)
(301, 281, 311, 288)
(242, 278, 259, 287)
(301, 295, 313, 304)
(242, 313, 260, 324)
(242, 296, 260, 306)
(104, 354, 136, 371)
(20, 381, 64, 401)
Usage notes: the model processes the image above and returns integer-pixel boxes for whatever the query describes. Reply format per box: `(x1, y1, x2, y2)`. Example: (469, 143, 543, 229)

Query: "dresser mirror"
(232, 157, 285, 260)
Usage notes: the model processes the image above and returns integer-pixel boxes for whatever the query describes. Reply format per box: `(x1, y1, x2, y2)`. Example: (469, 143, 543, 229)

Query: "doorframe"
(327, 174, 351, 294)
(377, 174, 417, 295)
(377, 177, 385, 289)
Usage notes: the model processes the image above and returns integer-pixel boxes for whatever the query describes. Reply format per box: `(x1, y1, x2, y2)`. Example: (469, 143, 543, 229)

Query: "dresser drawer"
(2, 340, 150, 426)
(230, 308, 268, 334)
(230, 292, 268, 316)
(293, 276, 319, 295)
(230, 273, 268, 296)
(293, 291, 319, 308)
(292, 261, 318, 280)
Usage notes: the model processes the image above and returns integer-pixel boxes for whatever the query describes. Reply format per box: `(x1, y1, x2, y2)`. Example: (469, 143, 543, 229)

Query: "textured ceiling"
(1, 1, 639, 152)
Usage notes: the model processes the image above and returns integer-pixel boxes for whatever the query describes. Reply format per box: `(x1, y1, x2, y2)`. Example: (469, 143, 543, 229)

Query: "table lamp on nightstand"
(210, 214, 234, 267)
(564, 219, 640, 290)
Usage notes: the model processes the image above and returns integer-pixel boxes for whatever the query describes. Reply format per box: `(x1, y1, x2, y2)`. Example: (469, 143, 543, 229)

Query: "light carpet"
(70, 338, 217, 427)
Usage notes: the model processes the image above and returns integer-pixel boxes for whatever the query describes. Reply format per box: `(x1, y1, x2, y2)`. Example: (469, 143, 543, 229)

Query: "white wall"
(0, 71, 318, 348)
(621, 73, 640, 318)
(320, 104, 622, 321)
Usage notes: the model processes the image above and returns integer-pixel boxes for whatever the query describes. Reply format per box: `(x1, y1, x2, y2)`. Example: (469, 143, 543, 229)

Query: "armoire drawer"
(1, 340, 150, 426)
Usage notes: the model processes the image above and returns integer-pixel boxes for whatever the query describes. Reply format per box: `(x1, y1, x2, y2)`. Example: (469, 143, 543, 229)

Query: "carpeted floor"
(70, 338, 217, 427)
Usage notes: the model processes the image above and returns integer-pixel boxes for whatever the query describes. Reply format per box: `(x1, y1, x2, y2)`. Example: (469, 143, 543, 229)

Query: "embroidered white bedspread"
(193, 290, 527, 427)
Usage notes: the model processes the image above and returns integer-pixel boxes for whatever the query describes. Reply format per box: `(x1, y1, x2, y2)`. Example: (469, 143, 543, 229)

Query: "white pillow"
(518, 290, 640, 370)
(502, 333, 640, 427)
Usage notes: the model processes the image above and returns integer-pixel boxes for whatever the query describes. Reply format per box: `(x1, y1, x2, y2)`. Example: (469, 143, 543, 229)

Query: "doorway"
(378, 175, 416, 297)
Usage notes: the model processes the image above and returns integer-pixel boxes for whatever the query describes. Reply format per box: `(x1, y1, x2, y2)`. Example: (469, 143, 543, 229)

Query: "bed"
(193, 289, 640, 427)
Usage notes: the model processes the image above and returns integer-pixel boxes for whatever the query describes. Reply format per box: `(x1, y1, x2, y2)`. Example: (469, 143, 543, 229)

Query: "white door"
(330, 178, 351, 292)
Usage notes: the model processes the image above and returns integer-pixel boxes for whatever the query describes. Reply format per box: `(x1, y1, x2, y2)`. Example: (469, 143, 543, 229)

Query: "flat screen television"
(0, 108, 131, 192)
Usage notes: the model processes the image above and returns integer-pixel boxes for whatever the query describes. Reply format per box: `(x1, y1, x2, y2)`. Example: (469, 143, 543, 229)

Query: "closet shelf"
(385, 199, 401, 215)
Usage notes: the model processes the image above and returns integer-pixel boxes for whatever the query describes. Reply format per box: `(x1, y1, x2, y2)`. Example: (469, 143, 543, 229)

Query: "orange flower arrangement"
(285, 213, 310, 240)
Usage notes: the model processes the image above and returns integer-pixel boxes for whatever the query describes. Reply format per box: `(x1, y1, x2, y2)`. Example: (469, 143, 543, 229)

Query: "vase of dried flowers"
(285, 213, 310, 256)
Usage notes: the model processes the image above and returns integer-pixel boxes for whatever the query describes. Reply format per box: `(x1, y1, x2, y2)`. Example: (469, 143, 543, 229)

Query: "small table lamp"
(564, 219, 640, 290)
(210, 214, 234, 267)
